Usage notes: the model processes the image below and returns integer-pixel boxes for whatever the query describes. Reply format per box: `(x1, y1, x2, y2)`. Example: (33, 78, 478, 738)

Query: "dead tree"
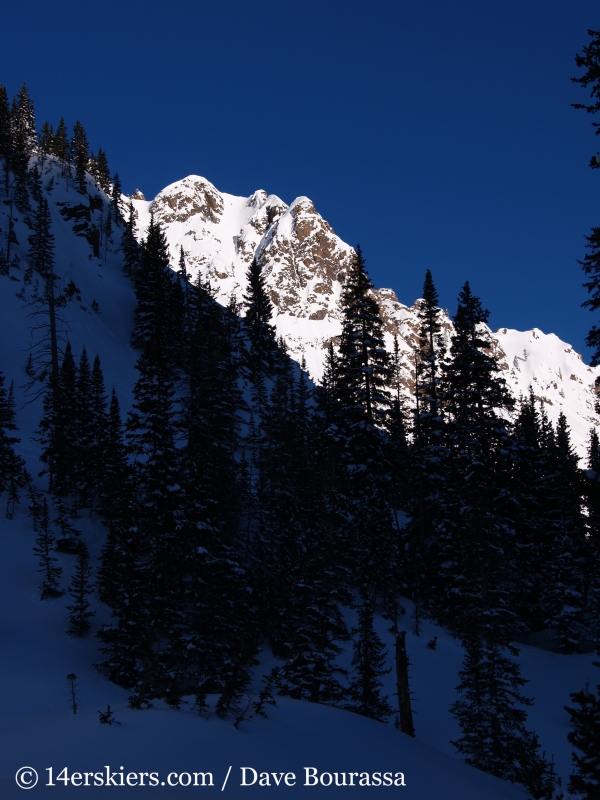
(395, 631, 415, 736)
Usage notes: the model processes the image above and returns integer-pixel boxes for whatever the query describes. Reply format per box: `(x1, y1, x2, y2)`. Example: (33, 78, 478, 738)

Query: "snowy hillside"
(0, 155, 597, 800)
(1, 502, 597, 799)
(131, 176, 600, 457)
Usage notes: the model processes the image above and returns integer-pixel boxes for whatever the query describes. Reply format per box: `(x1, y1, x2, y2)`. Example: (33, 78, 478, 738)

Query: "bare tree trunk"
(395, 631, 415, 736)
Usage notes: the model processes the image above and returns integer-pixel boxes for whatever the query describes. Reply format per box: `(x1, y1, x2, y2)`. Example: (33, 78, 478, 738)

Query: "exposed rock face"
(131, 175, 600, 456)
(150, 176, 224, 226)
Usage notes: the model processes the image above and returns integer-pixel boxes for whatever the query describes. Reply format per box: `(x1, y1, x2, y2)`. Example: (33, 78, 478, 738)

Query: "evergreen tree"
(574, 31, 600, 364)
(333, 245, 395, 601)
(72, 347, 96, 508)
(111, 172, 122, 223)
(585, 428, 600, 648)
(542, 413, 589, 653)
(98, 387, 128, 526)
(435, 282, 515, 642)
(0, 373, 27, 516)
(33, 497, 63, 599)
(0, 84, 11, 194)
(243, 257, 276, 365)
(337, 245, 390, 426)
(131, 215, 173, 351)
(97, 496, 156, 706)
(66, 541, 95, 636)
(39, 343, 78, 497)
(451, 636, 557, 799)
(28, 163, 42, 205)
(277, 573, 349, 706)
(38, 121, 54, 156)
(581, 228, 600, 366)
(95, 149, 111, 194)
(125, 307, 183, 701)
(565, 672, 600, 799)
(27, 196, 60, 381)
(404, 270, 448, 624)
(510, 391, 551, 634)
(52, 118, 70, 163)
(121, 201, 141, 277)
(573, 29, 600, 168)
(346, 599, 393, 721)
(71, 120, 89, 194)
(10, 84, 35, 210)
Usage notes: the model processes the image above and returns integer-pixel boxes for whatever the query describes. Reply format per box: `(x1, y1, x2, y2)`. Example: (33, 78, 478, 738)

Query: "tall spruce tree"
(10, 84, 35, 210)
(565, 670, 600, 799)
(121, 201, 141, 277)
(451, 636, 556, 799)
(0, 373, 27, 516)
(574, 31, 600, 363)
(404, 270, 448, 625)
(337, 245, 390, 425)
(71, 121, 89, 194)
(33, 497, 63, 599)
(333, 245, 395, 602)
(541, 413, 589, 653)
(66, 542, 95, 636)
(243, 257, 276, 366)
(52, 118, 70, 163)
(346, 599, 393, 722)
(436, 282, 515, 642)
(0, 84, 11, 194)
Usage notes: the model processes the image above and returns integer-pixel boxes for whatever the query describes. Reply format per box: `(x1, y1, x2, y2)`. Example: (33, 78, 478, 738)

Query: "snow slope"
(2, 503, 597, 800)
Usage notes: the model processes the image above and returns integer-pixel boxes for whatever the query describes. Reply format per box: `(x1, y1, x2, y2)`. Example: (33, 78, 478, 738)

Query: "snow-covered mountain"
(131, 175, 600, 457)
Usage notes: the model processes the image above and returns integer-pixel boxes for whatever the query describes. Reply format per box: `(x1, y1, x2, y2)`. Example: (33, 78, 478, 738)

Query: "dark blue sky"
(2, 0, 599, 355)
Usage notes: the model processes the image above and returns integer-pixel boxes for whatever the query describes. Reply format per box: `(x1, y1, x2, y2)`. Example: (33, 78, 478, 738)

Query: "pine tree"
(121, 201, 140, 277)
(38, 121, 54, 156)
(510, 391, 551, 634)
(28, 163, 42, 205)
(542, 413, 589, 653)
(71, 121, 89, 194)
(95, 149, 111, 194)
(451, 636, 557, 799)
(0, 373, 27, 517)
(111, 172, 122, 223)
(404, 270, 448, 624)
(0, 84, 11, 194)
(125, 311, 183, 701)
(565, 672, 600, 799)
(98, 387, 127, 526)
(585, 429, 600, 649)
(131, 215, 173, 351)
(346, 600, 393, 721)
(72, 347, 95, 507)
(66, 541, 95, 636)
(10, 84, 35, 211)
(52, 118, 70, 163)
(33, 497, 63, 599)
(243, 257, 276, 366)
(581, 228, 600, 366)
(337, 245, 390, 426)
(436, 282, 516, 642)
(573, 29, 600, 168)
(574, 30, 600, 364)
(277, 574, 349, 706)
(27, 197, 60, 382)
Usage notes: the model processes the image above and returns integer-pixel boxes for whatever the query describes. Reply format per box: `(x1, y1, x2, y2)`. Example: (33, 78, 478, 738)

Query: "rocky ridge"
(130, 175, 600, 456)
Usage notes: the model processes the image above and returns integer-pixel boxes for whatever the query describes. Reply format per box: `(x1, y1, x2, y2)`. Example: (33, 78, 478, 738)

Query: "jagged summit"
(130, 175, 600, 456)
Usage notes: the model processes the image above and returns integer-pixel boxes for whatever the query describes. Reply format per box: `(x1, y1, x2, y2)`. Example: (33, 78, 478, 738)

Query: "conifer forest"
(1, 28, 600, 800)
